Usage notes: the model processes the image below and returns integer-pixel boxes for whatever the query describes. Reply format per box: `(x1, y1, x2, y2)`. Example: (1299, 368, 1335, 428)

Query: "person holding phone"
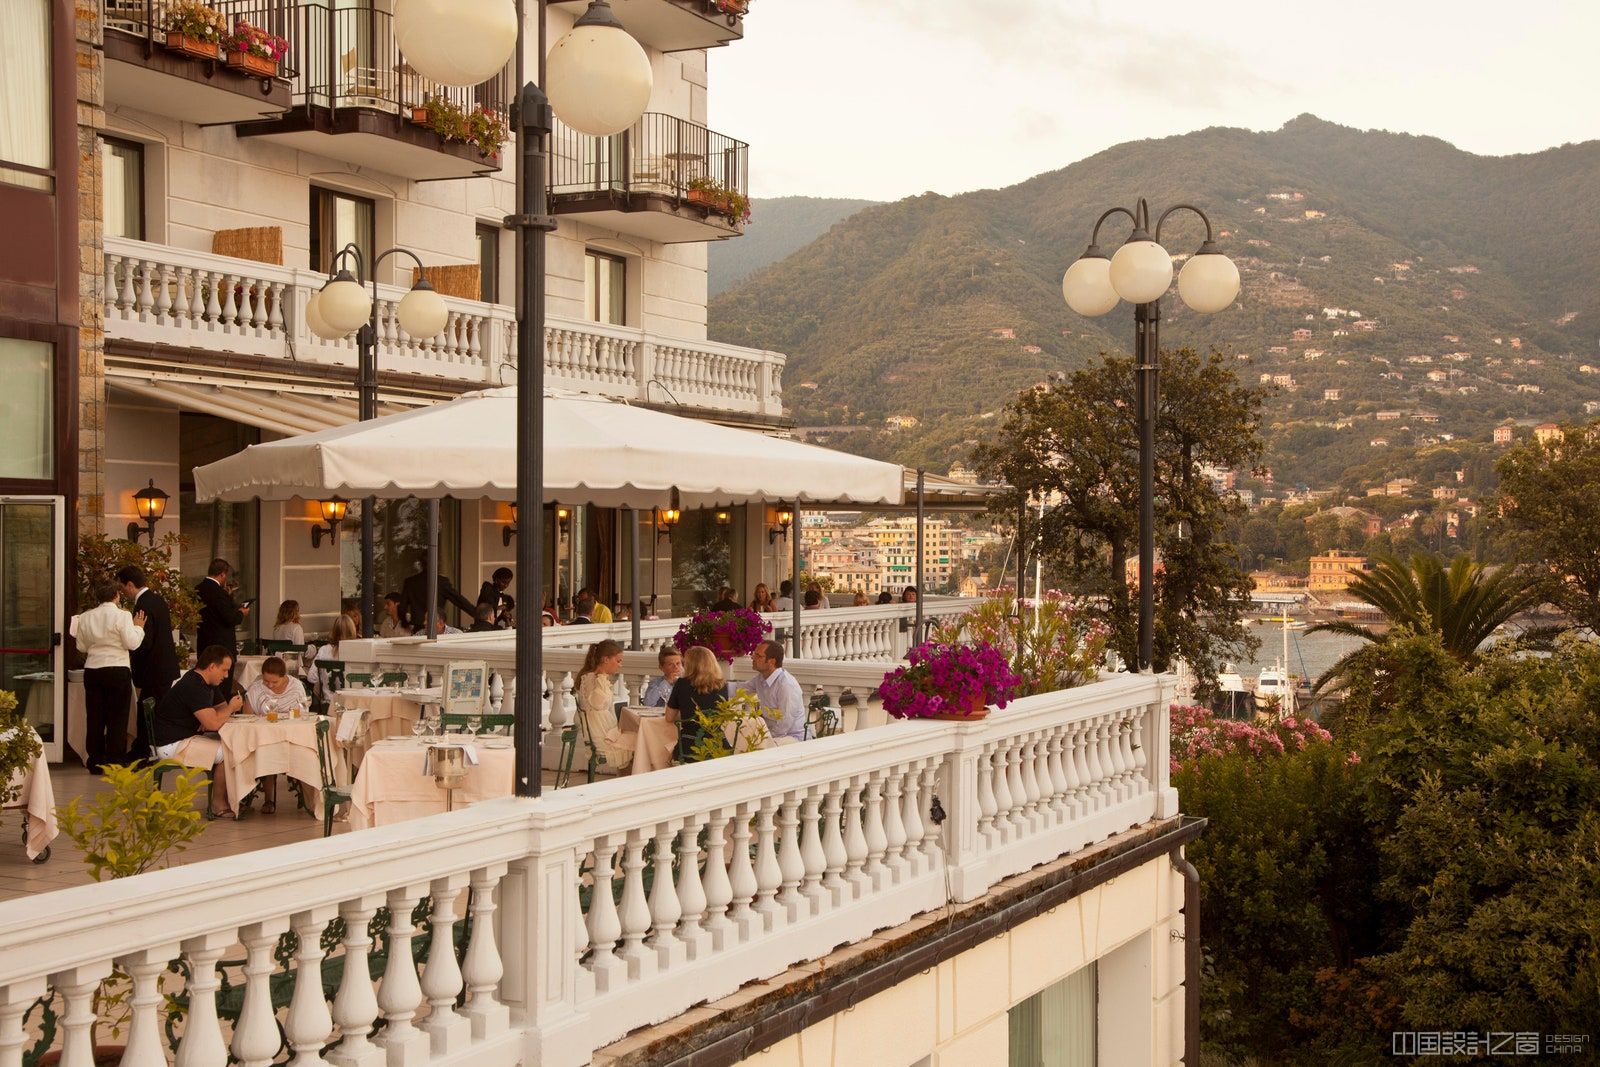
(152, 645, 244, 818)
(196, 558, 249, 660)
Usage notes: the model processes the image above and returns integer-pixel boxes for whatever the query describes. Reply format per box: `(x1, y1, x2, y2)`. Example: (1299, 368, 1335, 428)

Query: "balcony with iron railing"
(233, 2, 512, 180)
(102, 0, 294, 123)
(547, 0, 749, 52)
(550, 113, 750, 244)
(102, 236, 787, 417)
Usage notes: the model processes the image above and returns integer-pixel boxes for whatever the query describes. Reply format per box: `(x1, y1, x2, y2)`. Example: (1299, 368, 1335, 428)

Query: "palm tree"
(1309, 552, 1545, 692)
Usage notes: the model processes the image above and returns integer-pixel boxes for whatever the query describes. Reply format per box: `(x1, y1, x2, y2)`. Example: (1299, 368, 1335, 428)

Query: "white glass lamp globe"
(304, 289, 345, 340)
(318, 272, 372, 334)
(1062, 251, 1119, 317)
(395, 0, 517, 87)
(1177, 245, 1241, 314)
(1109, 236, 1173, 304)
(397, 282, 449, 339)
(547, 1, 653, 137)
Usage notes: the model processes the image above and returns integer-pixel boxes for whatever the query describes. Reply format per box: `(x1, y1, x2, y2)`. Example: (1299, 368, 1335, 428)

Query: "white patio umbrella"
(192, 388, 904, 508)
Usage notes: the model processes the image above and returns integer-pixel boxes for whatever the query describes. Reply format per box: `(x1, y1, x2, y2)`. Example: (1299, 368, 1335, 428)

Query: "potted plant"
(0, 690, 42, 811)
(25, 762, 209, 1065)
(714, 0, 748, 14)
(220, 19, 288, 78)
(671, 606, 771, 663)
(929, 589, 1106, 696)
(161, 0, 226, 60)
(684, 177, 750, 224)
(465, 105, 508, 159)
(681, 690, 771, 762)
(77, 532, 200, 633)
(879, 640, 1020, 721)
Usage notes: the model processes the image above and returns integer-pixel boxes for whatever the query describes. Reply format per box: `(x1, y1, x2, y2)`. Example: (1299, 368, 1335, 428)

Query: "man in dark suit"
(117, 564, 180, 759)
(476, 567, 515, 627)
(401, 562, 477, 633)
(195, 558, 249, 658)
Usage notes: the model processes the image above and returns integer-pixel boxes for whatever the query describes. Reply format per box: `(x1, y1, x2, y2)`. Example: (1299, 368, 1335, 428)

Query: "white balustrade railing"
(103, 237, 785, 416)
(0, 674, 1176, 1067)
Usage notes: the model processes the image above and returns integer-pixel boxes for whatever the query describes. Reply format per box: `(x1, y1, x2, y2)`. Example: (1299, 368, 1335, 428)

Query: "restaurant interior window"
(1008, 963, 1095, 1067)
(310, 186, 375, 275)
(101, 136, 144, 241)
(0, 338, 54, 481)
(668, 508, 744, 618)
(584, 249, 626, 326)
(178, 413, 260, 624)
(477, 223, 500, 303)
(0, 0, 53, 191)
(340, 498, 462, 619)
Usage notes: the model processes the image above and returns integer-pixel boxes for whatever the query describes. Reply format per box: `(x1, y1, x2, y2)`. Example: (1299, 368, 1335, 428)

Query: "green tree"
(974, 348, 1263, 681)
(1494, 421, 1600, 631)
(1308, 552, 1545, 692)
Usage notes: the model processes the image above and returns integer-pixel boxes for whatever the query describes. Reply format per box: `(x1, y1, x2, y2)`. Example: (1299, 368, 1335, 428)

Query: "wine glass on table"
(466, 714, 482, 741)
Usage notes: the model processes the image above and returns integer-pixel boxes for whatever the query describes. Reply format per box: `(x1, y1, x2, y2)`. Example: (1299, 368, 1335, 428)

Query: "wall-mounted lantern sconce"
(312, 496, 349, 548)
(655, 506, 680, 539)
(126, 479, 169, 544)
(714, 509, 731, 526)
(502, 501, 518, 547)
(769, 507, 793, 545)
(556, 505, 572, 537)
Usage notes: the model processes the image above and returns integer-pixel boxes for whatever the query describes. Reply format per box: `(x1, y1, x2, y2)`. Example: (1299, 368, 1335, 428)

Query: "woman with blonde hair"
(666, 645, 726, 762)
(749, 583, 776, 613)
(272, 600, 305, 644)
(576, 639, 635, 771)
(307, 612, 358, 698)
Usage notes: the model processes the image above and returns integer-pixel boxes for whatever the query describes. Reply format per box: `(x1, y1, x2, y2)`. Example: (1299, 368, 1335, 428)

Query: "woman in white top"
(271, 600, 305, 645)
(575, 639, 634, 771)
(70, 580, 147, 772)
(306, 613, 358, 699)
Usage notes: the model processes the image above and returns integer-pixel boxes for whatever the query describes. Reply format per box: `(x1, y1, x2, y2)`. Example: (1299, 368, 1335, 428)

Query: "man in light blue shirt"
(737, 640, 807, 742)
(642, 647, 683, 708)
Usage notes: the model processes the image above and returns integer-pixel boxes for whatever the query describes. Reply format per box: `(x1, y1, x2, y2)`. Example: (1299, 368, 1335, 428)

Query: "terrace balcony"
(102, 236, 786, 418)
(102, 0, 293, 124)
(235, 3, 510, 181)
(550, 114, 749, 244)
(548, 0, 748, 53)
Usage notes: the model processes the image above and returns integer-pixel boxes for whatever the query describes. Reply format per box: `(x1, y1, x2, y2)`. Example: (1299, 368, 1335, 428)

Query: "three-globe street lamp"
(305, 243, 450, 636)
(345, 0, 653, 798)
(1061, 198, 1239, 671)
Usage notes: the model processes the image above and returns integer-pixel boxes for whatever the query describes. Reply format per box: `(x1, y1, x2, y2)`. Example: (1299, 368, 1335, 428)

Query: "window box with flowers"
(879, 640, 1021, 721)
(412, 97, 509, 159)
(161, 0, 227, 61)
(220, 20, 288, 78)
(685, 176, 751, 225)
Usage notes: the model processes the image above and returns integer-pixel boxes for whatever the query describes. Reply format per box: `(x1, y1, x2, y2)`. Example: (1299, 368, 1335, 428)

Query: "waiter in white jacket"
(70, 579, 147, 772)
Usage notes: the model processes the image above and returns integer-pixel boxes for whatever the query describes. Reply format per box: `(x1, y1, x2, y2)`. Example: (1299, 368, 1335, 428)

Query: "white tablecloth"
(3, 727, 57, 860)
(65, 674, 139, 766)
(334, 689, 431, 742)
(348, 738, 514, 829)
(620, 706, 677, 775)
(218, 714, 341, 809)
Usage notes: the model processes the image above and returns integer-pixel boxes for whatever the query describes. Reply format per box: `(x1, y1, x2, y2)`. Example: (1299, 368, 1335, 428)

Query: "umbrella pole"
(629, 506, 641, 650)
(791, 503, 801, 661)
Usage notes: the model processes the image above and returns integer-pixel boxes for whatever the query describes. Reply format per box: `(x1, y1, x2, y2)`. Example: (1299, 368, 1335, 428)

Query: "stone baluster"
(117, 945, 179, 1067)
(725, 802, 760, 942)
(1, 979, 48, 1067)
(151, 262, 172, 326)
(1005, 738, 1030, 836)
(751, 795, 784, 931)
(52, 964, 110, 1067)
(616, 830, 654, 978)
(798, 787, 828, 915)
(882, 767, 909, 880)
(268, 280, 286, 336)
(1083, 716, 1108, 812)
(901, 760, 927, 878)
(989, 742, 1015, 844)
(175, 933, 233, 1067)
(861, 771, 889, 890)
(1023, 734, 1046, 828)
(285, 907, 338, 1067)
(1046, 727, 1071, 821)
(700, 809, 735, 951)
(133, 260, 154, 323)
(419, 877, 470, 1054)
(1069, 721, 1094, 817)
(373, 887, 429, 1066)
(920, 760, 946, 867)
(559, 673, 578, 731)
(1130, 709, 1150, 794)
(233, 918, 292, 1067)
(775, 792, 806, 921)
(106, 255, 123, 318)
(976, 745, 1000, 848)
(675, 815, 710, 960)
(1033, 731, 1057, 825)
(820, 779, 849, 907)
(203, 269, 222, 330)
(586, 836, 626, 991)
(328, 898, 384, 1067)
(842, 777, 870, 898)
(462, 865, 509, 1039)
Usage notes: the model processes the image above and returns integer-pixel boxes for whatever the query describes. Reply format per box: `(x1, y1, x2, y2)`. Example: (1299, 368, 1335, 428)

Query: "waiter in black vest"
(117, 564, 180, 759)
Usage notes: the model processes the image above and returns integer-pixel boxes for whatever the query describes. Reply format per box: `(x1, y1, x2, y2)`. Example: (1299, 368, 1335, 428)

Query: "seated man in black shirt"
(152, 644, 243, 817)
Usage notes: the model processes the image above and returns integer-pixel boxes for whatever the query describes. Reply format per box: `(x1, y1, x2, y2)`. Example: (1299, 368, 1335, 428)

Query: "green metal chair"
(804, 703, 841, 740)
(140, 698, 176, 790)
(313, 717, 353, 838)
(575, 708, 609, 784)
(345, 671, 374, 688)
(262, 640, 307, 655)
(310, 659, 346, 713)
(377, 671, 409, 687)
(439, 712, 515, 734)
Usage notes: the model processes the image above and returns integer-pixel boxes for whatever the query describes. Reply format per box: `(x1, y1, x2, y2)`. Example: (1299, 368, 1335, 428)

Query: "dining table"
(347, 736, 515, 830)
(217, 712, 339, 811)
(620, 705, 678, 774)
(334, 686, 440, 743)
(3, 726, 57, 861)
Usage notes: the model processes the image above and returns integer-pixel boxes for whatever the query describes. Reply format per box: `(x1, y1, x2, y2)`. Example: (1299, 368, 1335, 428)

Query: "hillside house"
(1447, 265, 1480, 274)
(1457, 386, 1478, 395)
(1021, 344, 1042, 354)
(990, 327, 1016, 340)
(1516, 384, 1542, 394)
(1432, 486, 1459, 500)
(1444, 335, 1461, 342)
(1272, 374, 1297, 390)
(1269, 346, 1289, 355)
(1370, 438, 1389, 447)
(1376, 411, 1405, 421)
(1510, 337, 1523, 349)
(1405, 355, 1434, 364)
(1535, 423, 1563, 444)
(1416, 412, 1440, 423)
(1303, 349, 1324, 360)
(1323, 388, 1342, 401)
(1304, 209, 1326, 219)
(886, 414, 921, 430)
(1353, 319, 1379, 331)
(1386, 478, 1418, 496)
(1247, 238, 1272, 247)
(1585, 400, 1600, 415)
(1380, 372, 1405, 381)
(1427, 370, 1450, 382)
(1309, 549, 1371, 591)
(1581, 365, 1597, 374)
(1292, 328, 1313, 341)
(1267, 191, 1306, 201)
(1332, 329, 1349, 337)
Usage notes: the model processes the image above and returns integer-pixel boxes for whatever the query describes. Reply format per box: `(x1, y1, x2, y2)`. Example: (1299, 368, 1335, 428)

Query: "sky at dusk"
(707, 0, 1600, 202)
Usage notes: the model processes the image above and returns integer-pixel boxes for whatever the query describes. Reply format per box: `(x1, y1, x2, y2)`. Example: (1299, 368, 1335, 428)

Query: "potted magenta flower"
(221, 19, 289, 77)
(879, 640, 1020, 721)
(672, 606, 771, 663)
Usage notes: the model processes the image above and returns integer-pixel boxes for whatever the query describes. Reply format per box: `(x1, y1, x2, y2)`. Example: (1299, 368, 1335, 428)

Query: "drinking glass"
(467, 715, 482, 740)
(411, 718, 426, 739)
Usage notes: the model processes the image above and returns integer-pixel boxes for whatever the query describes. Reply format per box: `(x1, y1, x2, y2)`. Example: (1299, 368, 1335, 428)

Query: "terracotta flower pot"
(923, 694, 990, 721)
(410, 106, 430, 124)
(226, 51, 278, 77)
(166, 32, 220, 60)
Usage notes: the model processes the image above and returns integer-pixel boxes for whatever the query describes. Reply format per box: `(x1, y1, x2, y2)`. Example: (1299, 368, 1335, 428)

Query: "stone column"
(75, 0, 107, 533)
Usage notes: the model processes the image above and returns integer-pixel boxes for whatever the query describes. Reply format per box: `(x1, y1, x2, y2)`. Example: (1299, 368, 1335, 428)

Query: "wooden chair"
(314, 717, 353, 838)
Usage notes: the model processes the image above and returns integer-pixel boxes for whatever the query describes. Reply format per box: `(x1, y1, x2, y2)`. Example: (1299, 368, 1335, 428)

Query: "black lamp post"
(1062, 198, 1239, 670)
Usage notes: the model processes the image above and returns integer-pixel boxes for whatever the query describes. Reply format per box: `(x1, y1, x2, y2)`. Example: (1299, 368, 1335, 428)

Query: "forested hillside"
(709, 116, 1600, 486)
(707, 196, 877, 296)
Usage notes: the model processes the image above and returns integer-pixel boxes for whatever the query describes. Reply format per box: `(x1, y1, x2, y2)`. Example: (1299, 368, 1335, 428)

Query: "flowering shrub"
(930, 588, 1106, 696)
(880, 640, 1020, 720)
(221, 20, 289, 63)
(1169, 702, 1334, 772)
(162, 0, 226, 42)
(77, 532, 201, 635)
(0, 691, 42, 808)
(686, 176, 752, 224)
(672, 606, 771, 661)
(420, 97, 508, 158)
